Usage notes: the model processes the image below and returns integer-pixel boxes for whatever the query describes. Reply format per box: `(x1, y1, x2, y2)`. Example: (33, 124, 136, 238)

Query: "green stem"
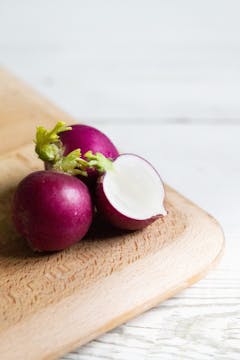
(35, 121, 71, 162)
(53, 149, 89, 176)
(84, 151, 113, 173)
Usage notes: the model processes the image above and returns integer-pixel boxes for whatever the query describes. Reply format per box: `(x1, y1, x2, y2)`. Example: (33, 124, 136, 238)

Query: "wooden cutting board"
(0, 70, 224, 360)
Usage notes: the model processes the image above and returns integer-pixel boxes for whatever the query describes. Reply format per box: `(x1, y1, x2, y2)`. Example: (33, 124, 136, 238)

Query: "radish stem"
(35, 121, 71, 162)
(84, 151, 113, 174)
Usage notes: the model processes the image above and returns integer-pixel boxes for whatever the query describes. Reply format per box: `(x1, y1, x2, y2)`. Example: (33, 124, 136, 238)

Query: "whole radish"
(89, 153, 167, 230)
(12, 171, 93, 251)
(35, 122, 119, 185)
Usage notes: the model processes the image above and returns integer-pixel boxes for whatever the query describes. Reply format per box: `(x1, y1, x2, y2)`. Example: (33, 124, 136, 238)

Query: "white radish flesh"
(96, 154, 167, 230)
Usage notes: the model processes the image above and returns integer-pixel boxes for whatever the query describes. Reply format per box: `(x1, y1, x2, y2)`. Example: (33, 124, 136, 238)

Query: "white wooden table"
(1, 1, 240, 359)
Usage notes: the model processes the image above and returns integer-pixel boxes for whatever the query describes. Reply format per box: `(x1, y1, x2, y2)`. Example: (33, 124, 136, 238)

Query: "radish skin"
(60, 124, 119, 160)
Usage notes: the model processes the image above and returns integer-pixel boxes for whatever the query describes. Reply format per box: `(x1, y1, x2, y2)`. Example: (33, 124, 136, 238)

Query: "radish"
(92, 153, 167, 230)
(35, 122, 119, 183)
(12, 171, 93, 252)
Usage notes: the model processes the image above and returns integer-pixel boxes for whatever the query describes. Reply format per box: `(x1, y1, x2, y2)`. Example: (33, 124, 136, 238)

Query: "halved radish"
(95, 154, 167, 230)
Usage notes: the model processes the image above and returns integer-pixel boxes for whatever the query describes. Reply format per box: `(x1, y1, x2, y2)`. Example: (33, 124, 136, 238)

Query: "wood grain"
(0, 70, 224, 359)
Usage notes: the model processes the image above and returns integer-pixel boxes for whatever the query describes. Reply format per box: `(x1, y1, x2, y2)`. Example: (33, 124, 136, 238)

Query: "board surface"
(0, 70, 224, 360)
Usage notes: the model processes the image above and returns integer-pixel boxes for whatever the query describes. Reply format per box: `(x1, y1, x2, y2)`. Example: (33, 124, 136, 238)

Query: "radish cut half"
(96, 154, 167, 230)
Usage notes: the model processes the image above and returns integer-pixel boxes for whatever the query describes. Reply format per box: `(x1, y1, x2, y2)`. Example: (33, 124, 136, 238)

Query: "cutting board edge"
(48, 229, 224, 360)
(0, 204, 225, 360)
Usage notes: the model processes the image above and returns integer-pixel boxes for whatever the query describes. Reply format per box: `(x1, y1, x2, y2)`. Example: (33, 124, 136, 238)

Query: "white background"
(0, 1, 240, 359)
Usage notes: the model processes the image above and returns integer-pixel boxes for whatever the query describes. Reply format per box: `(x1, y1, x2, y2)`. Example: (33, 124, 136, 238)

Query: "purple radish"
(12, 171, 93, 252)
(35, 122, 119, 185)
(95, 154, 167, 230)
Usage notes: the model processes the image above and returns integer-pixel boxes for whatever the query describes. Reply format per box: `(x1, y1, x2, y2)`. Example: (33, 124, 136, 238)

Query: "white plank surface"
(1, 0, 240, 122)
(0, 0, 240, 358)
